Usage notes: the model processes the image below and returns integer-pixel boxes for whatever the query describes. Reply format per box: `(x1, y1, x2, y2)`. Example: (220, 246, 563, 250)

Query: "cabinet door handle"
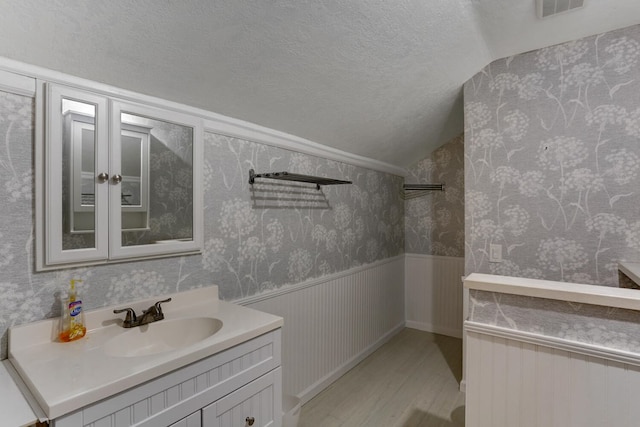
(246, 416, 255, 426)
(97, 172, 109, 183)
(112, 174, 123, 184)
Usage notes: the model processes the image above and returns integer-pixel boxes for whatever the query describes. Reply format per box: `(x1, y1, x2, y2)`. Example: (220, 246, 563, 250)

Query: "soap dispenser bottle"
(58, 279, 87, 342)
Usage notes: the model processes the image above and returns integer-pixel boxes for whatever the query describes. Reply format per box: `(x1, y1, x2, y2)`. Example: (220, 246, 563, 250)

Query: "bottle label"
(69, 300, 82, 317)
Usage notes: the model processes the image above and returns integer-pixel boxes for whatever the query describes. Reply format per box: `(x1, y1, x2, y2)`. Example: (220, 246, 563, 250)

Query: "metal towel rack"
(401, 183, 445, 199)
(249, 169, 352, 190)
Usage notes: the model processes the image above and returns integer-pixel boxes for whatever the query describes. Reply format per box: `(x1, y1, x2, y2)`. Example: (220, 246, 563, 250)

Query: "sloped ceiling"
(0, 1, 639, 168)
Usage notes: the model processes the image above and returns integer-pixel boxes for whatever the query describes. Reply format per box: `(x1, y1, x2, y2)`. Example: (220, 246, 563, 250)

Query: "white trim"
(404, 252, 465, 261)
(232, 254, 405, 306)
(108, 99, 203, 260)
(464, 272, 640, 311)
(465, 321, 640, 368)
(203, 120, 406, 177)
(0, 56, 406, 176)
(296, 322, 405, 405)
(42, 84, 110, 266)
(0, 69, 35, 97)
(35, 80, 46, 271)
(405, 320, 462, 339)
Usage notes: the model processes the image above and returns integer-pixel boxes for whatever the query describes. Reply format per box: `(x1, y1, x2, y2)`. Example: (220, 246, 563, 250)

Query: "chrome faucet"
(113, 298, 172, 328)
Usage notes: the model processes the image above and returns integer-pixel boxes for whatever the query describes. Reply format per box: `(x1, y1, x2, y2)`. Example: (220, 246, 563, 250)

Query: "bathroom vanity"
(8, 286, 283, 427)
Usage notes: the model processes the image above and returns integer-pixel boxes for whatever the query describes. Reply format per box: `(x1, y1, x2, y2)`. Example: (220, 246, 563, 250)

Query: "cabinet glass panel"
(61, 99, 97, 250)
(119, 113, 193, 247)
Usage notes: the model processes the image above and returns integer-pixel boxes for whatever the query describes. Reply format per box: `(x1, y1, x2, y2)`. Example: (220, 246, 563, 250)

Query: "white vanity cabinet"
(51, 330, 282, 427)
(202, 368, 279, 427)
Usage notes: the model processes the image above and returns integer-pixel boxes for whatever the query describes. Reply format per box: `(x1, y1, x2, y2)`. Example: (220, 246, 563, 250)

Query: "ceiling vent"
(537, 0, 585, 18)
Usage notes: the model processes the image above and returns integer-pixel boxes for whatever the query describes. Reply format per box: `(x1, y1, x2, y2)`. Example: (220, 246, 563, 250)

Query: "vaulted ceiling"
(1, 1, 639, 167)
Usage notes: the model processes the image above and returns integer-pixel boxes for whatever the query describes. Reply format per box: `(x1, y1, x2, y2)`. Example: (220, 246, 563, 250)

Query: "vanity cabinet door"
(202, 368, 282, 427)
(169, 411, 202, 427)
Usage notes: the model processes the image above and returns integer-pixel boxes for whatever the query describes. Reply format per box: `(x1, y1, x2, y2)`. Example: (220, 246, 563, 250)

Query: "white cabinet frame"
(109, 99, 203, 260)
(35, 82, 203, 270)
(43, 83, 110, 265)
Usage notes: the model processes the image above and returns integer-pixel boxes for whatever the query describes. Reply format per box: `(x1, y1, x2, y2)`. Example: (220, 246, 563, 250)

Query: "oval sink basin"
(104, 317, 223, 358)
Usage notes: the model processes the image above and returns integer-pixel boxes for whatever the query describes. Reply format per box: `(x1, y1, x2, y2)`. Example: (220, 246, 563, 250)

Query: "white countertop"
(8, 285, 283, 420)
(464, 272, 640, 311)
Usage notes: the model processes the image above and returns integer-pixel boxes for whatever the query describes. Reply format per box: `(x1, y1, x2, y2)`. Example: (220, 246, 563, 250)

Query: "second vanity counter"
(8, 285, 283, 421)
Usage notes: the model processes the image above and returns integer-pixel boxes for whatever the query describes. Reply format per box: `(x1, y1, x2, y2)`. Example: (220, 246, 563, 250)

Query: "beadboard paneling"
(240, 256, 405, 404)
(465, 324, 640, 427)
(405, 254, 464, 338)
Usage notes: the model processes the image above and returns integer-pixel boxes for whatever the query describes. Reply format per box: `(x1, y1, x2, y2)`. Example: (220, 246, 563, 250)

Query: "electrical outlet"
(489, 244, 503, 263)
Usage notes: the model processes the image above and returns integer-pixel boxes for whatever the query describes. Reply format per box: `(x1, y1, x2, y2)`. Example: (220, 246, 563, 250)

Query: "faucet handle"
(113, 307, 137, 326)
(154, 298, 172, 316)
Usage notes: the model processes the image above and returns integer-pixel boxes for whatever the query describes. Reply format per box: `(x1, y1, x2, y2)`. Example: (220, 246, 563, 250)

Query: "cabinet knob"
(246, 416, 255, 426)
(112, 174, 123, 184)
(97, 172, 109, 183)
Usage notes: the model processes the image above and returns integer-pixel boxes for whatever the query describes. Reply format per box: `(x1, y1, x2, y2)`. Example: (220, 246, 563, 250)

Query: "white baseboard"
(296, 321, 406, 405)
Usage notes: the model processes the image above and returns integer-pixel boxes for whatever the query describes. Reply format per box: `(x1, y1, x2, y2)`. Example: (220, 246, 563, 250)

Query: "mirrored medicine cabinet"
(36, 83, 203, 270)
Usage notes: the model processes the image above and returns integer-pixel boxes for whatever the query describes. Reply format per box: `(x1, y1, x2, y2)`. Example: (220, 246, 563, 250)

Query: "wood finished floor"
(298, 328, 465, 427)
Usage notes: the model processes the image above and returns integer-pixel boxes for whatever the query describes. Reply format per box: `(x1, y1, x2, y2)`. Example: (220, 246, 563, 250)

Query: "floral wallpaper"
(0, 89, 404, 359)
(469, 289, 640, 353)
(464, 24, 640, 286)
(203, 133, 404, 300)
(405, 134, 464, 256)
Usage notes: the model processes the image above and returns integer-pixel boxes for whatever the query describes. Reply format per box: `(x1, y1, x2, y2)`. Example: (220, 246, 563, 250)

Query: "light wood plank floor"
(298, 328, 465, 427)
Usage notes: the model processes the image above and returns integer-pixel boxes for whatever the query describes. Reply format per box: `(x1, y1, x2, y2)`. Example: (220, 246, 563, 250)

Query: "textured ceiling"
(0, 1, 639, 167)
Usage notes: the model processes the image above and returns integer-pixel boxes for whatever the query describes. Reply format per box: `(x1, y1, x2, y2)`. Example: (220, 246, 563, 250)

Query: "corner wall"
(464, 23, 640, 284)
(404, 133, 466, 338)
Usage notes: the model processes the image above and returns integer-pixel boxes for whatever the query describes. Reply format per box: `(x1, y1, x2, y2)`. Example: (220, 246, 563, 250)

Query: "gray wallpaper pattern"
(0, 90, 404, 359)
(464, 24, 640, 286)
(469, 289, 640, 353)
(203, 132, 404, 300)
(404, 134, 464, 256)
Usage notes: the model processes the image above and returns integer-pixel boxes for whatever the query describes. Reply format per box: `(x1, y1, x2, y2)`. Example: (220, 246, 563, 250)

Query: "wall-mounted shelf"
(249, 169, 352, 190)
(403, 184, 445, 191)
(401, 183, 445, 199)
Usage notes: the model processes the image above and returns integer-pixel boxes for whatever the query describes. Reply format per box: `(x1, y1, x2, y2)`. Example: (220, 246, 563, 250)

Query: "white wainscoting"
(235, 255, 405, 404)
(465, 322, 640, 427)
(404, 254, 465, 338)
